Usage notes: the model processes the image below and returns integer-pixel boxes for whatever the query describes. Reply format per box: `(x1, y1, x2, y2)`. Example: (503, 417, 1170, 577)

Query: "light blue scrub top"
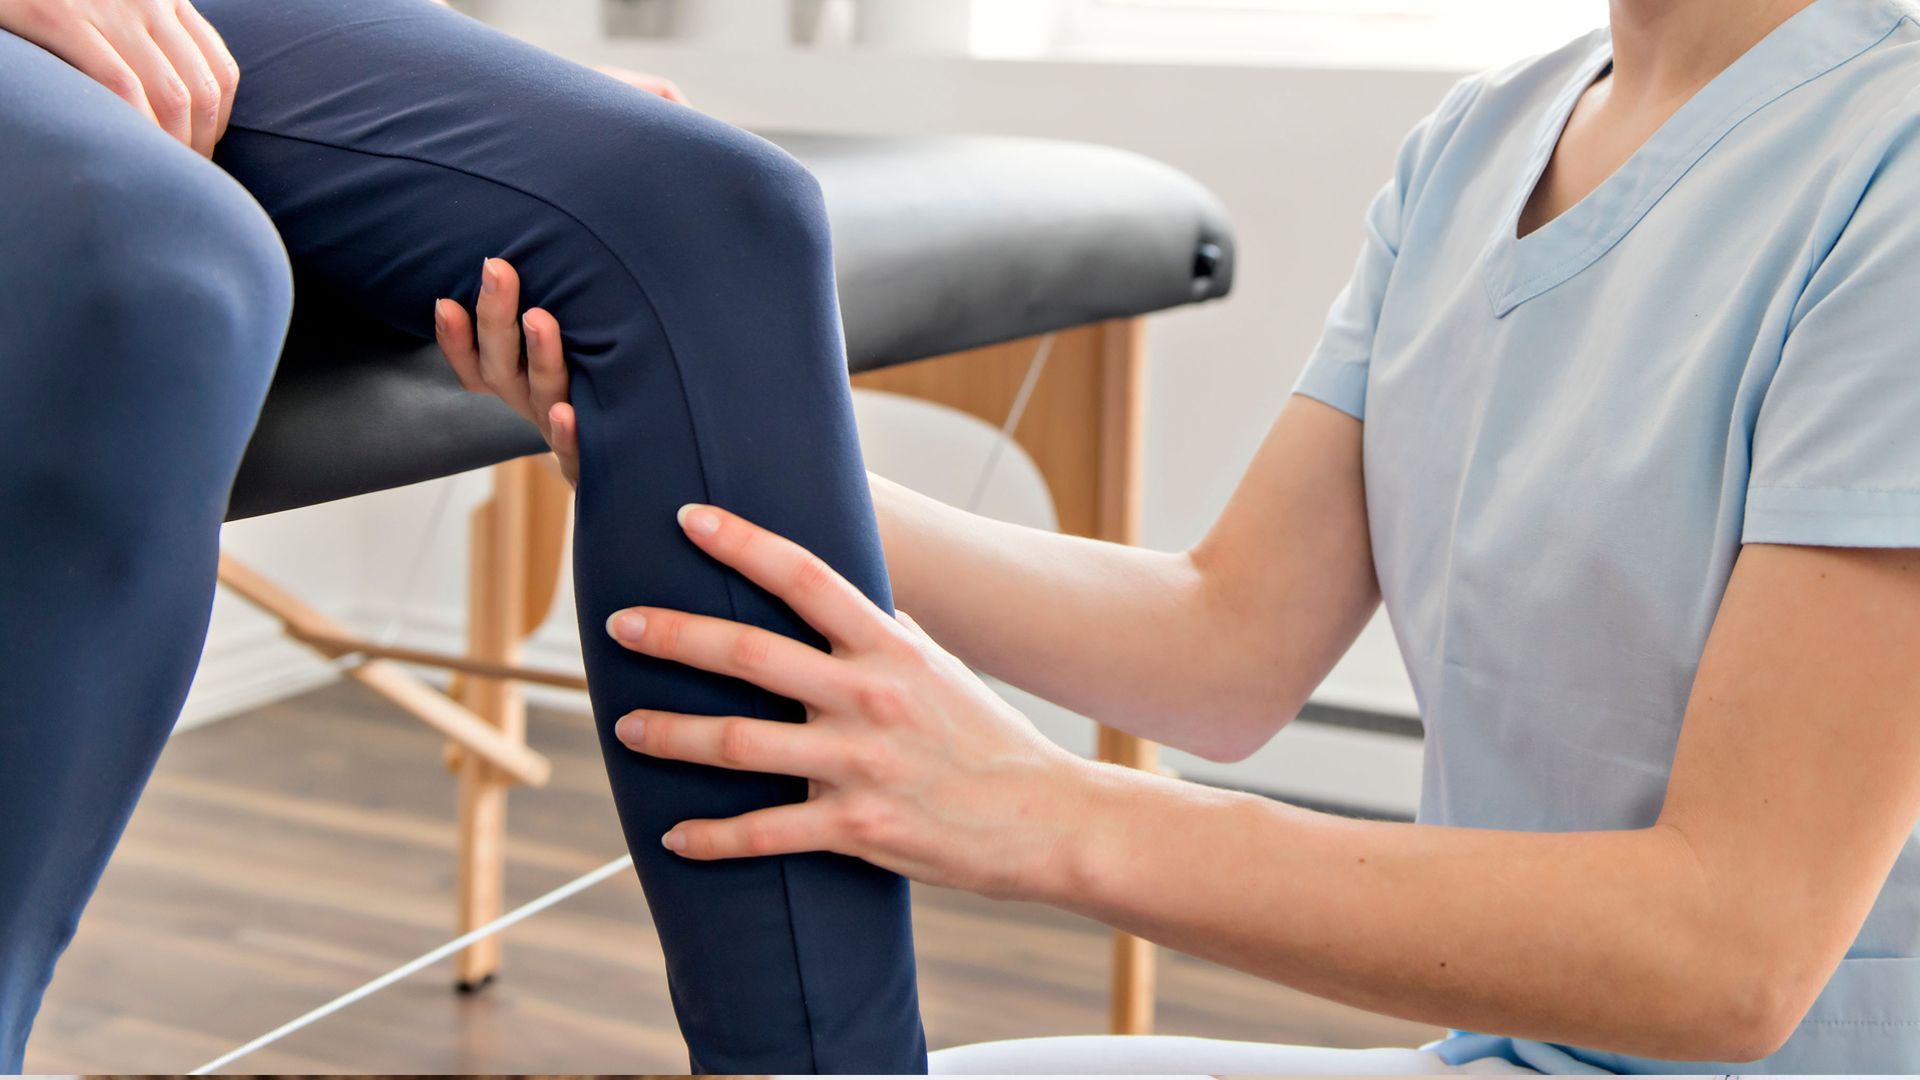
(1292, 0, 1920, 1072)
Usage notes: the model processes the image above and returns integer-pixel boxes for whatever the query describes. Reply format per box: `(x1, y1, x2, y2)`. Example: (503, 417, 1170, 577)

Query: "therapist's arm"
(872, 395, 1379, 760)
(610, 503, 1920, 1064)
(1051, 541, 1920, 1062)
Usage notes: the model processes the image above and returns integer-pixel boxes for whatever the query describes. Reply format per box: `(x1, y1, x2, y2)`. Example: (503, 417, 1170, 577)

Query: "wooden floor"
(25, 683, 1436, 1074)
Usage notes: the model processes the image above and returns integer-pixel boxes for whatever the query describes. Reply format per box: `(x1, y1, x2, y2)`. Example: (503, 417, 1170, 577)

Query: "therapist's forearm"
(870, 474, 1257, 752)
(1047, 765, 1774, 1063)
(871, 396, 1381, 758)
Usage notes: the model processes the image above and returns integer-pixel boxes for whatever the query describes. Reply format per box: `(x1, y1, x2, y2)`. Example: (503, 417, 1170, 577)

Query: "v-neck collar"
(1481, 0, 1911, 317)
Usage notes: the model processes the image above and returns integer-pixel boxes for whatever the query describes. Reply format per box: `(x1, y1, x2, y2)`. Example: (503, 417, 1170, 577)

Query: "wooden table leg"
(1093, 318, 1158, 1035)
(453, 457, 536, 990)
(855, 317, 1161, 1034)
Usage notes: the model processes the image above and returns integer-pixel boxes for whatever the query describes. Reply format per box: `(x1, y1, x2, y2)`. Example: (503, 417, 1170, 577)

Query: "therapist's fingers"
(145, 11, 221, 156)
(475, 258, 534, 418)
(676, 505, 895, 653)
(175, 2, 241, 147)
(596, 64, 689, 105)
(435, 300, 488, 394)
(615, 711, 850, 782)
(662, 803, 838, 861)
(607, 607, 855, 709)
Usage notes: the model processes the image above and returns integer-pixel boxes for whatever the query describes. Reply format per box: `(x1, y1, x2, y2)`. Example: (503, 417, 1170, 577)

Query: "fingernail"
(662, 830, 687, 852)
(481, 259, 498, 294)
(522, 312, 538, 338)
(433, 300, 448, 329)
(678, 505, 720, 537)
(615, 714, 644, 744)
(607, 610, 647, 641)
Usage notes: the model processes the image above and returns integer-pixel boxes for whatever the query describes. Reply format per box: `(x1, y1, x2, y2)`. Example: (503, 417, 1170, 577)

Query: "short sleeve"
(1745, 119, 1920, 549)
(1291, 78, 1480, 422)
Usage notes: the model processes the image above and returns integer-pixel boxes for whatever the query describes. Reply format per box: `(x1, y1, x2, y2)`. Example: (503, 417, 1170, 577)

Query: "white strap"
(191, 854, 634, 1074)
(965, 333, 1056, 514)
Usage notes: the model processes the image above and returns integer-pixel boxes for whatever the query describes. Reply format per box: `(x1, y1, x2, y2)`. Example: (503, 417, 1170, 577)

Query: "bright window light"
(1052, 0, 1611, 70)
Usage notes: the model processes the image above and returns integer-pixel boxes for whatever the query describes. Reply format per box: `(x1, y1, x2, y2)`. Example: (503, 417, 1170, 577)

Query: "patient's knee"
(710, 135, 832, 256)
(58, 167, 291, 418)
(9, 160, 292, 521)
(574, 116, 833, 271)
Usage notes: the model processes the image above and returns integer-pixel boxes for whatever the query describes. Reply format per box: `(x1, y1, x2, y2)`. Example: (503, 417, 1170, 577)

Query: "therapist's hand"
(596, 64, 688, 105)
(1, 0, 239, 157)
(608, 503, 1097, 900)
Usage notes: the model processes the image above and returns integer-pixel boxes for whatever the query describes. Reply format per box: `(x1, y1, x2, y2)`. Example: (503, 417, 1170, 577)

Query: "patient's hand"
(435, 259, 581, 486)
(1, 0, 239, 158)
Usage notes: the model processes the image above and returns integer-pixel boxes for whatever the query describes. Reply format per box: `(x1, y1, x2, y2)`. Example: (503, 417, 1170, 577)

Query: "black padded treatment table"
(217, 130, 1235, 1036)
(229, 134, 1233, 516)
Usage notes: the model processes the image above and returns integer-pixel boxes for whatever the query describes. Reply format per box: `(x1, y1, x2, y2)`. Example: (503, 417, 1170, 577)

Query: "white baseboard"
(179, 625, 343, 732)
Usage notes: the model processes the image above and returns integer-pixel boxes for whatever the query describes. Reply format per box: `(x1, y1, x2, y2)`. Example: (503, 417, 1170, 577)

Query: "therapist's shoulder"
(1811, 20, 1920, 206)
(1830, 12, 1920, 141)
(1784, 17, 1920, 310)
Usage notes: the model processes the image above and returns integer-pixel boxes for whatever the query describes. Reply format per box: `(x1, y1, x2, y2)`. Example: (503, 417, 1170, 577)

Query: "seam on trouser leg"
(220, 122, 826, 1072)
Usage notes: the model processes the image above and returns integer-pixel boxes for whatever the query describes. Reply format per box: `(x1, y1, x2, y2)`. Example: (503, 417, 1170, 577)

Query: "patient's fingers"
(548, 403, 581, 486)
(475, 258, 533, 418)
(146, 12, 220, 157)
(435, 299, 486, 393)
(524, 307, 569, 434)
(176, 3, 240, 146)
(105, 24, 193, 149)
(37, 22, 153, 126)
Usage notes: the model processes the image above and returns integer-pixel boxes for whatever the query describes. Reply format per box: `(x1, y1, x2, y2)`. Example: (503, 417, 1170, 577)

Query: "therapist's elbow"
(1169, 661, 1317, 762)
(1596, 963, 1800, 1063)
(1176, 696, 1302, 764)
(1633, 915, 1824, 1062)
(1667, 974, 1807, 1063)
(1181, 728, 1267, 765)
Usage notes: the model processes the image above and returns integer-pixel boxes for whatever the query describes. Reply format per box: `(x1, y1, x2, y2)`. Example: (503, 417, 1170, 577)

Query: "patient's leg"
(200, 0, 924, 1071)
(0, 32, 293, 1071)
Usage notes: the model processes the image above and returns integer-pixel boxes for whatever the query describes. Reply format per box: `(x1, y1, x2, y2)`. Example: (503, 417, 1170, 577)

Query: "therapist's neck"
(1607, 0, 1819, 102)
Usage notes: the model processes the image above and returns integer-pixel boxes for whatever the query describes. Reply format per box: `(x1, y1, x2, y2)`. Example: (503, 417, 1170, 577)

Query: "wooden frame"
(856, 318, 1159, 1033)
(215, 314, 1159, 1032)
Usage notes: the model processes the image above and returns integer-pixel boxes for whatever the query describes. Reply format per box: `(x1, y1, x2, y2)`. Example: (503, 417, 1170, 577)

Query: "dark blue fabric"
(0, 1, 925, 1072)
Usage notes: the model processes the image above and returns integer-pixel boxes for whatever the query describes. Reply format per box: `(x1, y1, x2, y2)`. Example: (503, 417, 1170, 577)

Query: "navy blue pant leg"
(0, 31, 293, 1071)
(196, 1, 923, 1072)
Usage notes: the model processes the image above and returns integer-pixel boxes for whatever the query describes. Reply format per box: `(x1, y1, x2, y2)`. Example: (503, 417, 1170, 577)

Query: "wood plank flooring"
(24, 683, 1437, 1074)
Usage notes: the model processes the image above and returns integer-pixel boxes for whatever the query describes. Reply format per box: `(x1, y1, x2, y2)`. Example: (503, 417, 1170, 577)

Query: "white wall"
(194, 6, 1470, 814)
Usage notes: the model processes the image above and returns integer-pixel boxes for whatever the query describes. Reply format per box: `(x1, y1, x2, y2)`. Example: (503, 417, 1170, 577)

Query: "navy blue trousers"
(0, 1, 923, 1072)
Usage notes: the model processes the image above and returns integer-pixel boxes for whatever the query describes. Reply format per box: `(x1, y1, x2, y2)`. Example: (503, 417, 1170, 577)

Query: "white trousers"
(925, 1035, 1541, 1076)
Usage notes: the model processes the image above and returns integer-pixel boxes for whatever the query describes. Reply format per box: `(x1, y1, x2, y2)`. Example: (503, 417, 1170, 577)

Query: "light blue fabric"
(1294, 0, 1920, 1072)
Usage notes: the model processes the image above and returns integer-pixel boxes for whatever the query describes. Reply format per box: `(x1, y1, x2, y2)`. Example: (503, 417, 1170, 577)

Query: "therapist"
(445, 0, 1920, 1072)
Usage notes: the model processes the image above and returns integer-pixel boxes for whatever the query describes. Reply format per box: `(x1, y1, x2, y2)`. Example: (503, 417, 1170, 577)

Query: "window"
(1053, 0, 1609, 70)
